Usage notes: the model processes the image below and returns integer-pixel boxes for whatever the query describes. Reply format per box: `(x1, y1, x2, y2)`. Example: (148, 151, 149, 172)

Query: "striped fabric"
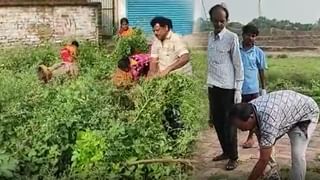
(207, 28, 244, 90)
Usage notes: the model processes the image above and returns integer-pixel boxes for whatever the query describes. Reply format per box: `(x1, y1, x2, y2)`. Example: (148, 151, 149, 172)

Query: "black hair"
(120, 18, 129, 25)
(242, 24, 260, 36)
(118, 56, 130, 71)
(71, 40, 79, 47)
(228, 103, 254, 122)
(209, 4, 229, 20)
(150, 16, 173, 29)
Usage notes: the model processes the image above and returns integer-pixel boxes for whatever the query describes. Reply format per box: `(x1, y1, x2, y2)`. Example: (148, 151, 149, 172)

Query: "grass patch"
(191, 50, 320, 95)
(267, 57, 320, 87)
(190, 50, 208, 84)
(191, 51, 320, 87)
(276, 54, 289, 59)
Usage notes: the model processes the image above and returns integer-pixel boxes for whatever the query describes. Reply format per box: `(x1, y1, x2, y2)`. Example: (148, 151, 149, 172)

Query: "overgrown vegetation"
(1, 33, 320, 179)
(266, 57, 320, 104)
(0, 31, 204, 179)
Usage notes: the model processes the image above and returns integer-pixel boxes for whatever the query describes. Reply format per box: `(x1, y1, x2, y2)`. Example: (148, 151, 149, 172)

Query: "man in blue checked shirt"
(240, 24, 267, 149)
(229, 90, 319, 180)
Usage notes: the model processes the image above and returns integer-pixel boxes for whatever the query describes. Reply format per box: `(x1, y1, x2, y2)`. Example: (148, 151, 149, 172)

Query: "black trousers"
(242, 93, 259, 103)
(208, 86, 238, 160)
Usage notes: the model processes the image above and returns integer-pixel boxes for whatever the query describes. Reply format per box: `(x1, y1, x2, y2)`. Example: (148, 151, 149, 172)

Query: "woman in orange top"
(118, 18, 134, 38)
(112, 56, 134, 88)
(37, 41, 79, 83)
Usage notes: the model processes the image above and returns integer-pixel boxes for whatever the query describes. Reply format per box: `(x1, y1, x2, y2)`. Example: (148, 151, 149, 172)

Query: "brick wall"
(0, 1, 101, 46)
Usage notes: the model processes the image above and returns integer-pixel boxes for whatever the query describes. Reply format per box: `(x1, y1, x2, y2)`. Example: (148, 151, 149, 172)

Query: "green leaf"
(0, 153, 18, 178)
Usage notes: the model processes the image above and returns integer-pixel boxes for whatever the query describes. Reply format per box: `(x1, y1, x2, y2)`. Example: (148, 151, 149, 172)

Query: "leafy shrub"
(0, 31, 203, 179)
(268, 78, 320, 105)
(0, 152, 19, 178)
(267, 54, 274, 59)
(276, 54, 288, 59)
(71, 130, 106, 174)
(112, 29, 149, 60)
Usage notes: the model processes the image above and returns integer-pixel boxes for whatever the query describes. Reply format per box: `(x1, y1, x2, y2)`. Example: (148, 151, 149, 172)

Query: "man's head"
(120, 18, 129, 31)
(209, 4, 229, 34)
(229, 103, 257, 131)
(118, 57, 131, 72)
(71, 40, 79, 48)
(150, 16, 172, 41)
(242, 24, 259, 47)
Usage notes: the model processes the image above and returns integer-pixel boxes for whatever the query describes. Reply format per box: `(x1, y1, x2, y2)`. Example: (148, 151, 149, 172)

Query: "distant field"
(191, 50, 320, 105)
(191, 51, 320, 87)
(267, 56, 320, 86)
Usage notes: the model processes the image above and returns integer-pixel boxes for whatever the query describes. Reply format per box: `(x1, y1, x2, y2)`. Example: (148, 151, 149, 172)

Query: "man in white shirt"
(148, 16, 192, 77)
(207, 4, 244, 170)
(148, 16, 192, 139)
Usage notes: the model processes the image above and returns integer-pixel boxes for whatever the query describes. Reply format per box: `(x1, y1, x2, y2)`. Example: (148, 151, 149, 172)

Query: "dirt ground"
(191, 128, 320, 180)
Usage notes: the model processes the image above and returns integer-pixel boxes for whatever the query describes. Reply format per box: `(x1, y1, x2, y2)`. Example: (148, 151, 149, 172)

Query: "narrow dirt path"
(192, 128, 320, 179)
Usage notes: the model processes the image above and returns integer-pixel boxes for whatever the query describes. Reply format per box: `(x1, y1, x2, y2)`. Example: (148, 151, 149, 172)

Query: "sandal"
(212, 154, 228, 161)
(242, 139, 254, 149)
(226, 159, 238, 171)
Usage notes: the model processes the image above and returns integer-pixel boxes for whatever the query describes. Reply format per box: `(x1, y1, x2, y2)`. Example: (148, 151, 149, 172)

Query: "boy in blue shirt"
(240, 24, 267, 148)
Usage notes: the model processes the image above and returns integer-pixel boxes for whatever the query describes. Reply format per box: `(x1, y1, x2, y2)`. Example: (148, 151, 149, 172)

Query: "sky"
(194, 0, 320, 24)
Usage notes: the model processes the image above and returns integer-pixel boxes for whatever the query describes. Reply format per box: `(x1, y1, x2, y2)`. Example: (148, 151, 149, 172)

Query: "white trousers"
(288, 121, 318, 180)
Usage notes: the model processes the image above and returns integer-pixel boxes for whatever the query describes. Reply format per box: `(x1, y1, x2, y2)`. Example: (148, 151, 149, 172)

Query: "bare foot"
(242, 138, 254, 149)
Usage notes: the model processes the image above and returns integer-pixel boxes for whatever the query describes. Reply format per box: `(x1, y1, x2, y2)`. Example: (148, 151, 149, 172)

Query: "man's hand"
(234, 90, 242, 103)
(148, 58, 159, 77)
(248, 147, 272, 180)
(158, 68, 171, 77)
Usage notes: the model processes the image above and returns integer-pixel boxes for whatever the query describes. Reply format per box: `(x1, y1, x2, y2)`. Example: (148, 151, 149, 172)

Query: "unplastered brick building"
(0, 0, 102, 47)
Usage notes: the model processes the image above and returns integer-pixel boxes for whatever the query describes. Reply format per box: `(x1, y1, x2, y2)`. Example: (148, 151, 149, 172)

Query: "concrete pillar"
(116, 0, 127, 25)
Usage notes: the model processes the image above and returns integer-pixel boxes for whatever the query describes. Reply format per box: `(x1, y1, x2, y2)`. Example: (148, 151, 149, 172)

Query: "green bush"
(266, 54, 273, 59)
(276, 54, 289, 59)
(0, 32, 203, 179)
(111, 28, 149, 60)
(268, 78, 320, 105)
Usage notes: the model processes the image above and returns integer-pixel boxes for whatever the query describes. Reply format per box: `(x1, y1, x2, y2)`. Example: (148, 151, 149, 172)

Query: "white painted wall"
(119, 0, 127, 18)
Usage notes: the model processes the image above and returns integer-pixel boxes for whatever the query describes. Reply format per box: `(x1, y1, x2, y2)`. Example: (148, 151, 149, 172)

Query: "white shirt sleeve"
(231, 35, 244, 91)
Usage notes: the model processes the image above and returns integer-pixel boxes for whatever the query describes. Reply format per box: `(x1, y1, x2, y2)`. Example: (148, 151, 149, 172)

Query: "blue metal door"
(127, 0, 194, 35)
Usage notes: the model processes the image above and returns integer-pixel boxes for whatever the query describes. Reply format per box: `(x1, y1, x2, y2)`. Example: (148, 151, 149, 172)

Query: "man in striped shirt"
(207, 4, 244, 170)
(229, 90, 319, 180)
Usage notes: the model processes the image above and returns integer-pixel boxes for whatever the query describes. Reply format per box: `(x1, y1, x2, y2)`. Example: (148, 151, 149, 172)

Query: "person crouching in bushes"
(112, 53, 151, 88)
(112, 54, 184, 139)
(37, 40, 79, 83)
(112, 57, 134, 88)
